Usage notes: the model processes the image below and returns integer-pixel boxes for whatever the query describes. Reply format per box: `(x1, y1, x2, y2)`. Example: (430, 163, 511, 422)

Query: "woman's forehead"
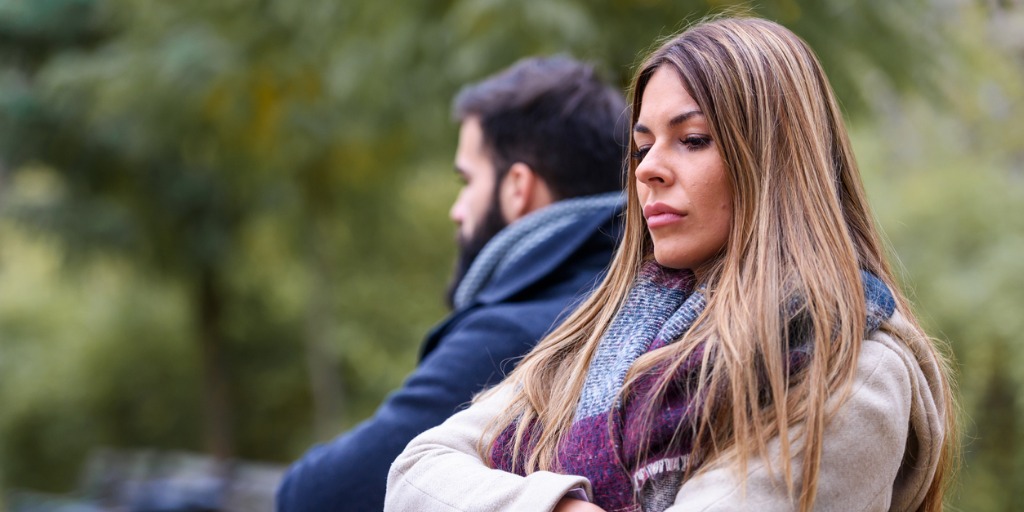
(635, 67, 703, 130)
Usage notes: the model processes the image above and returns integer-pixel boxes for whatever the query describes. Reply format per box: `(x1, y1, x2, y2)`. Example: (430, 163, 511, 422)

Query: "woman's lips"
(645, 212, 686, 228)
(643, 203, 686, 228)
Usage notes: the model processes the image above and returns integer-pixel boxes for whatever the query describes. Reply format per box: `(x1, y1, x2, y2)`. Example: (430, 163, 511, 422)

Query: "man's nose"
(449, 196, 464, 224)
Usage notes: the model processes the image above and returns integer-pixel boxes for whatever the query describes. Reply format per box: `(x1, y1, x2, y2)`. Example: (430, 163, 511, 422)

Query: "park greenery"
(0, 0, 1021, 509)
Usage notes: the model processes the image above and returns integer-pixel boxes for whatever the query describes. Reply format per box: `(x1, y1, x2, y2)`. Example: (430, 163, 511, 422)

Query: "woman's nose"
(634, 146, 673, 186)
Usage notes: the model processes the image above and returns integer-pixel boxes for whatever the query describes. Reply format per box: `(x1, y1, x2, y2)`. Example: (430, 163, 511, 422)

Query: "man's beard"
(445, 198, 508, 309)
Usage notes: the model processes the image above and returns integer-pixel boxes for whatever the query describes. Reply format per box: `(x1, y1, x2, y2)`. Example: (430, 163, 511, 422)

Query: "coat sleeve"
(385, 384, 593, 512)
(667, 338, 914, 512)
(276, 311, 549, 512)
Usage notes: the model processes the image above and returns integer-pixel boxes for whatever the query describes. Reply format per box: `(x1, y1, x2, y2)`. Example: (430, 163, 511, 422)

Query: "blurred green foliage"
(0, 0, 1021, 509)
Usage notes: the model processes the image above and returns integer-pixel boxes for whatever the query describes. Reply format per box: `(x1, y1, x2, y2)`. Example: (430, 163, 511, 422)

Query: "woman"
(385, 17, 956, 512)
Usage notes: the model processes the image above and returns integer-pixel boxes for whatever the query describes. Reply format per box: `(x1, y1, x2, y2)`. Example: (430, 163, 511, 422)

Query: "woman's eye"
(682, 135, 712, 151)
(632, 146, 651, 162)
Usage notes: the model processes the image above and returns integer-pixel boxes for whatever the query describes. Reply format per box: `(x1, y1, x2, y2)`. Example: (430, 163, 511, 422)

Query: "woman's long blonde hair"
(480, 17, 956, 511)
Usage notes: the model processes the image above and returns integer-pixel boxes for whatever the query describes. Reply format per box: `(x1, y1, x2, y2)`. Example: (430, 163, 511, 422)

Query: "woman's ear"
(498, 162, 555, 222)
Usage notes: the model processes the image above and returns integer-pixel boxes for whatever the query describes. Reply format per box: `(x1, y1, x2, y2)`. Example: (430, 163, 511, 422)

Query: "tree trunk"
(304, 219, 345, 440)
(196, 268, 234, 460)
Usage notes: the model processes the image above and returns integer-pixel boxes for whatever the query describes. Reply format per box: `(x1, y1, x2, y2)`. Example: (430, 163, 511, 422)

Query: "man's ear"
(499, 162, 555, 223)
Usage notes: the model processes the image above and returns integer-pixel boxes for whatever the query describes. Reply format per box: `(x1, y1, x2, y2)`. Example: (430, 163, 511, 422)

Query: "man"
(276, 55, 627, 512)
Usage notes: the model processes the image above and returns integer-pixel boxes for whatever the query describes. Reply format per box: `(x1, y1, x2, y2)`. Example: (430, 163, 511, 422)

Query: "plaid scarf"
(490, 262, 896, 512)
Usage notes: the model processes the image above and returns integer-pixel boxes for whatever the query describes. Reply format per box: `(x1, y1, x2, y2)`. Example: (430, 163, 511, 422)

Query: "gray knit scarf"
(452, 192, 624, 310)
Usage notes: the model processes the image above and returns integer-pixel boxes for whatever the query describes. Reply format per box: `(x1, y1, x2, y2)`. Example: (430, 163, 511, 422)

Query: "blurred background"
(0, 0, 1021, 510)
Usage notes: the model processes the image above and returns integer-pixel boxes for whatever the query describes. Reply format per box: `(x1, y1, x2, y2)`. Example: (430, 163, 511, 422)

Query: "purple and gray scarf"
(490, 262, 896, 512)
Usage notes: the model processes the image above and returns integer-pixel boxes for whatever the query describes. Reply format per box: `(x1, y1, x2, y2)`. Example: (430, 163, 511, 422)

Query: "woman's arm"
(668, 334, 918, 512)
(386, 384, 596, 512)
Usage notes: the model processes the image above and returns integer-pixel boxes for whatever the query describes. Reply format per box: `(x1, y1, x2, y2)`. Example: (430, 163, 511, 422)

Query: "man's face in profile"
(447, 116, 508, 303)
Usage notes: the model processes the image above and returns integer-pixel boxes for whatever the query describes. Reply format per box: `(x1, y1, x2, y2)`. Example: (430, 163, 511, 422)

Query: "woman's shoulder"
(854, 309, 945, 436)
(862, 309, 946, 407)
(853, 308, 947, 511)
(857, 311, 922, 391)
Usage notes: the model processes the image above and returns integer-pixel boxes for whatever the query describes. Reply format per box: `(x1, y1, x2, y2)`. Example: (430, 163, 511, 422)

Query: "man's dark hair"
(452, 55, 628, 200)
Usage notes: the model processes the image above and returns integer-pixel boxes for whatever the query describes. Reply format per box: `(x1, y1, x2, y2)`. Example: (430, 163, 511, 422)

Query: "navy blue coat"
(276, 203, 622, 512)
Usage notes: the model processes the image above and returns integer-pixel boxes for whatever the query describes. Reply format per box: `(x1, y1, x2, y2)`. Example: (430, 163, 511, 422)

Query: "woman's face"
(633, 65, 733, 274)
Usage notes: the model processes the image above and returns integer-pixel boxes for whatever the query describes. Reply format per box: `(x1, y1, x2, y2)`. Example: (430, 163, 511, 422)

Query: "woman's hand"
(553, 497, 607, 512)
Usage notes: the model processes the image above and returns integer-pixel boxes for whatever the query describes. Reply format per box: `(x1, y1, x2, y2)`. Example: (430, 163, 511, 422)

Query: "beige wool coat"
(385, 311, 947, 512)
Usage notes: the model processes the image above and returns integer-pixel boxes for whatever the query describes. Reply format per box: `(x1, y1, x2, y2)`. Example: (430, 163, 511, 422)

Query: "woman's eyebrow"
(633, 109, 705, 134)
(668, 109, 704, 127)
